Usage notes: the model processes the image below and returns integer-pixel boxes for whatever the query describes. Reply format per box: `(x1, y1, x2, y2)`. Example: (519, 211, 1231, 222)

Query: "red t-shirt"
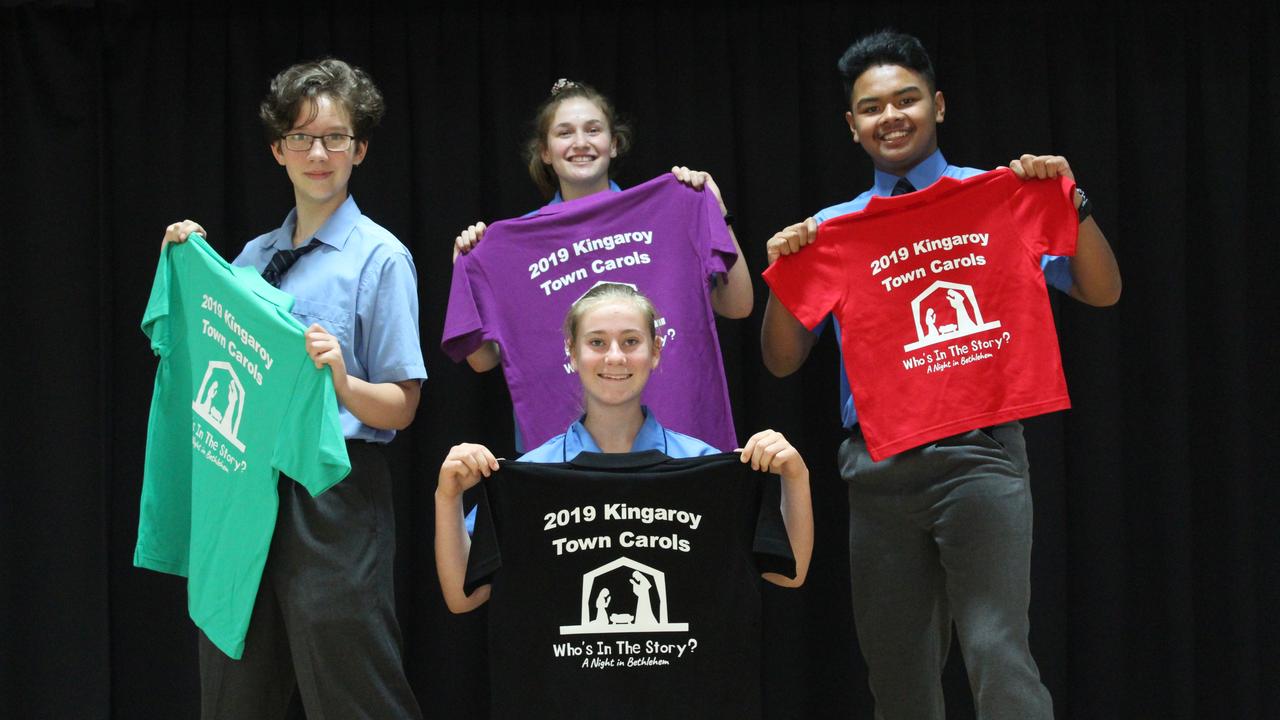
(763, 168, 1078, 460)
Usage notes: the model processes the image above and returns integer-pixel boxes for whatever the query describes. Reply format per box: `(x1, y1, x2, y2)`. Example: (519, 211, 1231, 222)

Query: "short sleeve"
(1007, 175, 1078, 257)
(751, 473, 796, 577)
(441, 251, 494, 363)
(761, 227, 847, 330)
(463, 481, 503, 594)
(693, 182, 737, 278)
(1041, 255, 1074, 294)
(360, 250, 427, 383)
(142, 245, 172, 355)
(274, 362, 351, 497)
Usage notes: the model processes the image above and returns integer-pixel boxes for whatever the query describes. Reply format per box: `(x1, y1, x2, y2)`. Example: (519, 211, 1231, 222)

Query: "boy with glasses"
(161, 57, 425, 719)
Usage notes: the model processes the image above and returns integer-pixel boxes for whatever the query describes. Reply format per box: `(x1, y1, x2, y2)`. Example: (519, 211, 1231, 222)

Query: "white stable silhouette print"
(192, 361, 246, 451)
(904, 280, 1002, 352)
(560, 556, 689, 635)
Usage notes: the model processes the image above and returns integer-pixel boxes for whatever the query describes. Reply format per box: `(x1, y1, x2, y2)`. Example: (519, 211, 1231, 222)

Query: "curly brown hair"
(258, 58, 385, 143)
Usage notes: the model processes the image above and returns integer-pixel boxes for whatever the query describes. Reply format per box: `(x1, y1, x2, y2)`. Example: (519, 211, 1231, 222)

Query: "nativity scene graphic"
(192, 360, 247, 451)
(903, 280, 1002, 352)
(560, 557, 689, 635)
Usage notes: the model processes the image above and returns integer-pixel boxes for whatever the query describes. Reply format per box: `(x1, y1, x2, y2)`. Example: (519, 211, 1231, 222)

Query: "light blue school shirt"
(543, 179, 623, 208)
(234, 195, 427, 443)
(518, 407, 720, 463)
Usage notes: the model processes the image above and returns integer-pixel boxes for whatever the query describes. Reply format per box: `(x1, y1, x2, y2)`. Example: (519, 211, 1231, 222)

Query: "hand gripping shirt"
(466, 452, 795, 720)
(764, 168, 1078, 460)
(462, 408, 718, 533)
(233, 195, 427, 443)
(136, 234, 351, 658)
(442, 174, 740, 452)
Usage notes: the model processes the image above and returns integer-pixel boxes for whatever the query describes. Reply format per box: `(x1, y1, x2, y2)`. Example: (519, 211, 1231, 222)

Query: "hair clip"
(550, 78, 579, 96)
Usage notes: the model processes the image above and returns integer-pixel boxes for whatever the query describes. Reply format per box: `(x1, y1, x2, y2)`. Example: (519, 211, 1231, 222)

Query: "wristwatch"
(1076, 188, 1092, 223)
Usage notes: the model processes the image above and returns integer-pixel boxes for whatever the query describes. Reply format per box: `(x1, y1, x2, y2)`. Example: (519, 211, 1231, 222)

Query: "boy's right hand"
(765, 217, 818, 266)
(162, 220, 206, 249)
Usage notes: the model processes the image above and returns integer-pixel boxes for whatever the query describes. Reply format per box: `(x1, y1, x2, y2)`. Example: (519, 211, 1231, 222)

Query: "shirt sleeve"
(441, 250, 495, 363)
(141, 245, 173, 355)
(692, 181, 737, 279)
(751, 472, 796, 578)
(463, 480, 503, 594)
(761, 226, 846, 330)
(359, 249, 428, 383)
(274, 361, 352, 497)
(1041, 255, 1074, 294)
(1007, 174, 1078, 257)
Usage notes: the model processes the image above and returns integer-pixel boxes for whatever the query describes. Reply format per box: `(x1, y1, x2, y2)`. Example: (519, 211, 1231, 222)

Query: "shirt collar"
(871, 149, 949, 198)
(259, 195, 362, 252)
(548, 179, 622, 206)
(563, 406, 663, 460)
(569, 450, 671, 470)
(231, 263, 295, 308)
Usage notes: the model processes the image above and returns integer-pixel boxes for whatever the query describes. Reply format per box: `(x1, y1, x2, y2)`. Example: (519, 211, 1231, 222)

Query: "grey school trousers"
(840, 422, 1054, 720)
(198, 441, 422, 720)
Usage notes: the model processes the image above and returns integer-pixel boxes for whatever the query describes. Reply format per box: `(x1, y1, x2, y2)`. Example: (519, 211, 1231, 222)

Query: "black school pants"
(199, 441, 422, 720)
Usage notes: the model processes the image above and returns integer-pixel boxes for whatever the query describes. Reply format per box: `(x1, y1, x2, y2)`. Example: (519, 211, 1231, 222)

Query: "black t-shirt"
(466, 451, 795, 720)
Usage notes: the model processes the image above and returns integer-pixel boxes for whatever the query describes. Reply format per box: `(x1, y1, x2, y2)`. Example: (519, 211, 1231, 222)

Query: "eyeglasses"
(280, 133, 355, 153)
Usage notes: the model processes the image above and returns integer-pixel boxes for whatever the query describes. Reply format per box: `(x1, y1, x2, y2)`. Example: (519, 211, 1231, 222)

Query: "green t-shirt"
(136, 233, 350, 659)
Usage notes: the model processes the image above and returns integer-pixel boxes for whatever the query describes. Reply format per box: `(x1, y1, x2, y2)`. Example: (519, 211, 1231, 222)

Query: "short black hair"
(837, 30, 937, 106)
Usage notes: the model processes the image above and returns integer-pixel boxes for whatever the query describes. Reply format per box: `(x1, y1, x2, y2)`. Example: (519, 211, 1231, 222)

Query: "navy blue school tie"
(892, 177, 916, 196)
(261, 240, 320, 287)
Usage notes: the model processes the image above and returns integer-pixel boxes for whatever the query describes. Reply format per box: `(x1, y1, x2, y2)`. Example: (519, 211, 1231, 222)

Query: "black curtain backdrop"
(2, 1, 1277, 718)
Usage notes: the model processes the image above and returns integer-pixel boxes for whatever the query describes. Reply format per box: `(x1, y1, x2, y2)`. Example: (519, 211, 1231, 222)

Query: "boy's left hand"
(1009, 155, 1081, 208)
(1009, 154, 1074, 181)
(305, 323, 347, 386)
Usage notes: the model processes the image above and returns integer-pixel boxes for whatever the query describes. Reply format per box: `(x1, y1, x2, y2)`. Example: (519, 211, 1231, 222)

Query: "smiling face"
(271, 94, 367, 213)
(540, 96, 617, 200)
(567, 299, 659, 413)
(845, 64, 945, 176)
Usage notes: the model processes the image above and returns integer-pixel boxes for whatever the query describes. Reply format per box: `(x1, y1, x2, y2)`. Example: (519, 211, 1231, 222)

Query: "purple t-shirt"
(443, 174, 739, 451)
